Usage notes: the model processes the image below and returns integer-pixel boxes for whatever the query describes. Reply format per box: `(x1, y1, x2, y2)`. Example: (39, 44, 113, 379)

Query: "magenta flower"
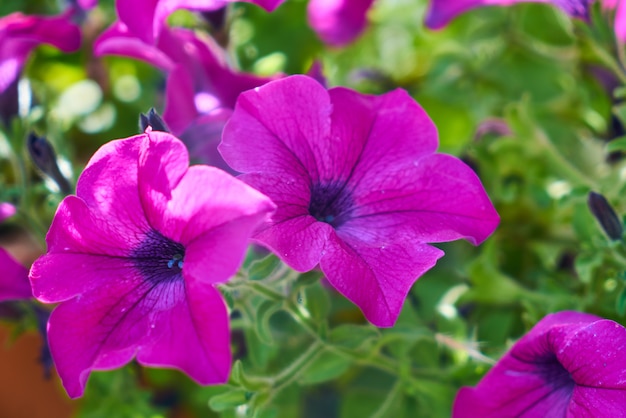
(114, 0, 284, 45)
(453, 311, 626, 417)
(220, 75, 499, 327)
(0, 203, 31, 302)
(29, 130, 275, 398)
(307, 0, 375, 46)
(0, 10, 80, 94)
(95, 24, 278, 170)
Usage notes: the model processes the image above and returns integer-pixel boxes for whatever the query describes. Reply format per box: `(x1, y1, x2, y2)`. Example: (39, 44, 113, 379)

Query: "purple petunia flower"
(29, 130, 275, 398)
(307, 0, 375, 46)
(95, 24, 278, 171)
(114, 0, 284, 45)
(425, 0, 592, 30)
(0, 10, 80, 94)
(0, 203, 31, 302)
(425, 0, 626, 42)
(219, 75, 499, 327)
(453, 311, 626, 417)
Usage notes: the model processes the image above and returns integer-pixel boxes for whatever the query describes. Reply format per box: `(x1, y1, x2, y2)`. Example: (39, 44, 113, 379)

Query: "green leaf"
(300, 281, 331, 321)
(230, 361, 270, 391)
(329, 324, 380, 350)
(299, 350, 352, 385)
(574, 252, 603, 284)
(606, 136, 626, 153)
(208, 388, 251, 412)
(247, 254, 282, 281)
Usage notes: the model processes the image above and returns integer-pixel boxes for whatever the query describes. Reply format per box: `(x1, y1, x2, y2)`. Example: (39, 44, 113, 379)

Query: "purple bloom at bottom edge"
(219, 75, 499, 328)
(453, 311, 626, 417)
(29, 130, 275, 398)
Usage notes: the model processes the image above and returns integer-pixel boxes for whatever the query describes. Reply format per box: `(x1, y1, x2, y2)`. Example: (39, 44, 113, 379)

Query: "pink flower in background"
(74, 0, 98, 9)
(29, 130, 275, 398)
(307, 0, 375, 46)
(0, 10, 80, 94)
(453, 311, 626, 417)
(426, 0, 591, 30)
(425, 0, 626, 42)
(0, 203, 31, 302)
(115, 0, 285, 45)
(95, 24, 278, 171)
(220, 75, 499, 327)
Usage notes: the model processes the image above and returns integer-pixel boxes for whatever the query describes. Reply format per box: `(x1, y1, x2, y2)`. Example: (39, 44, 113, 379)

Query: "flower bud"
(588, 191, 623, 240)
(139, 108, 169, 133)
(27, 132, 72, 195)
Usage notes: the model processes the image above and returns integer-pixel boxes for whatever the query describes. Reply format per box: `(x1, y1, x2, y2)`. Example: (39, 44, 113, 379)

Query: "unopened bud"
(139, 108, 169, 133)
(588, 191, 623, 240)
(27, 132, 72, 195)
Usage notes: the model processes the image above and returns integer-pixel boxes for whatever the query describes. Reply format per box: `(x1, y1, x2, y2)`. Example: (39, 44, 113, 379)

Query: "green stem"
(369, 380, 403, 418)
(271, 340, 325, 392)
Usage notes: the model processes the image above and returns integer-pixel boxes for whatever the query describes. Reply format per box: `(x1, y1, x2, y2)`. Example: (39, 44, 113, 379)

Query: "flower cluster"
(4, 0, 626, 415)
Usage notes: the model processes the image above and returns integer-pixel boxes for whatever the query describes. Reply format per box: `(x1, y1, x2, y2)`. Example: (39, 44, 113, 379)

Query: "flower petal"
(76, 135, 151, 237)
(93, 21, 176, 71)
(0, 248, 31, 301)
(348, 153, 499, 245)
(0, 11, 80, 92)
(307, 0, 374, 46)
(44, 195, 145, 256)
(116, 0, 159, 44)
(569, 386, 626, 416)
(220, 75, 331, 180)
(321, 232, 443, 327)
(185, 212, 273, 285)
(139, 141, 275, 244)
(47, 269, 172, 397)
(136, 282, 231, 384)
(556, 319, 626, 388)
(327, 86, 438, 186)
(453, 381, 572, 418)
(162, 66, 199, 134)
(30, 253, 132, 303)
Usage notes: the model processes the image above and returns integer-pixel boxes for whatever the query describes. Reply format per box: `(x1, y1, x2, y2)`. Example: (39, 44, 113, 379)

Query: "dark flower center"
(555, 0, 593, 18)
(308, 182, 354, 228)
(538, 354, 575, 391)
(132, 230, 186, 285)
